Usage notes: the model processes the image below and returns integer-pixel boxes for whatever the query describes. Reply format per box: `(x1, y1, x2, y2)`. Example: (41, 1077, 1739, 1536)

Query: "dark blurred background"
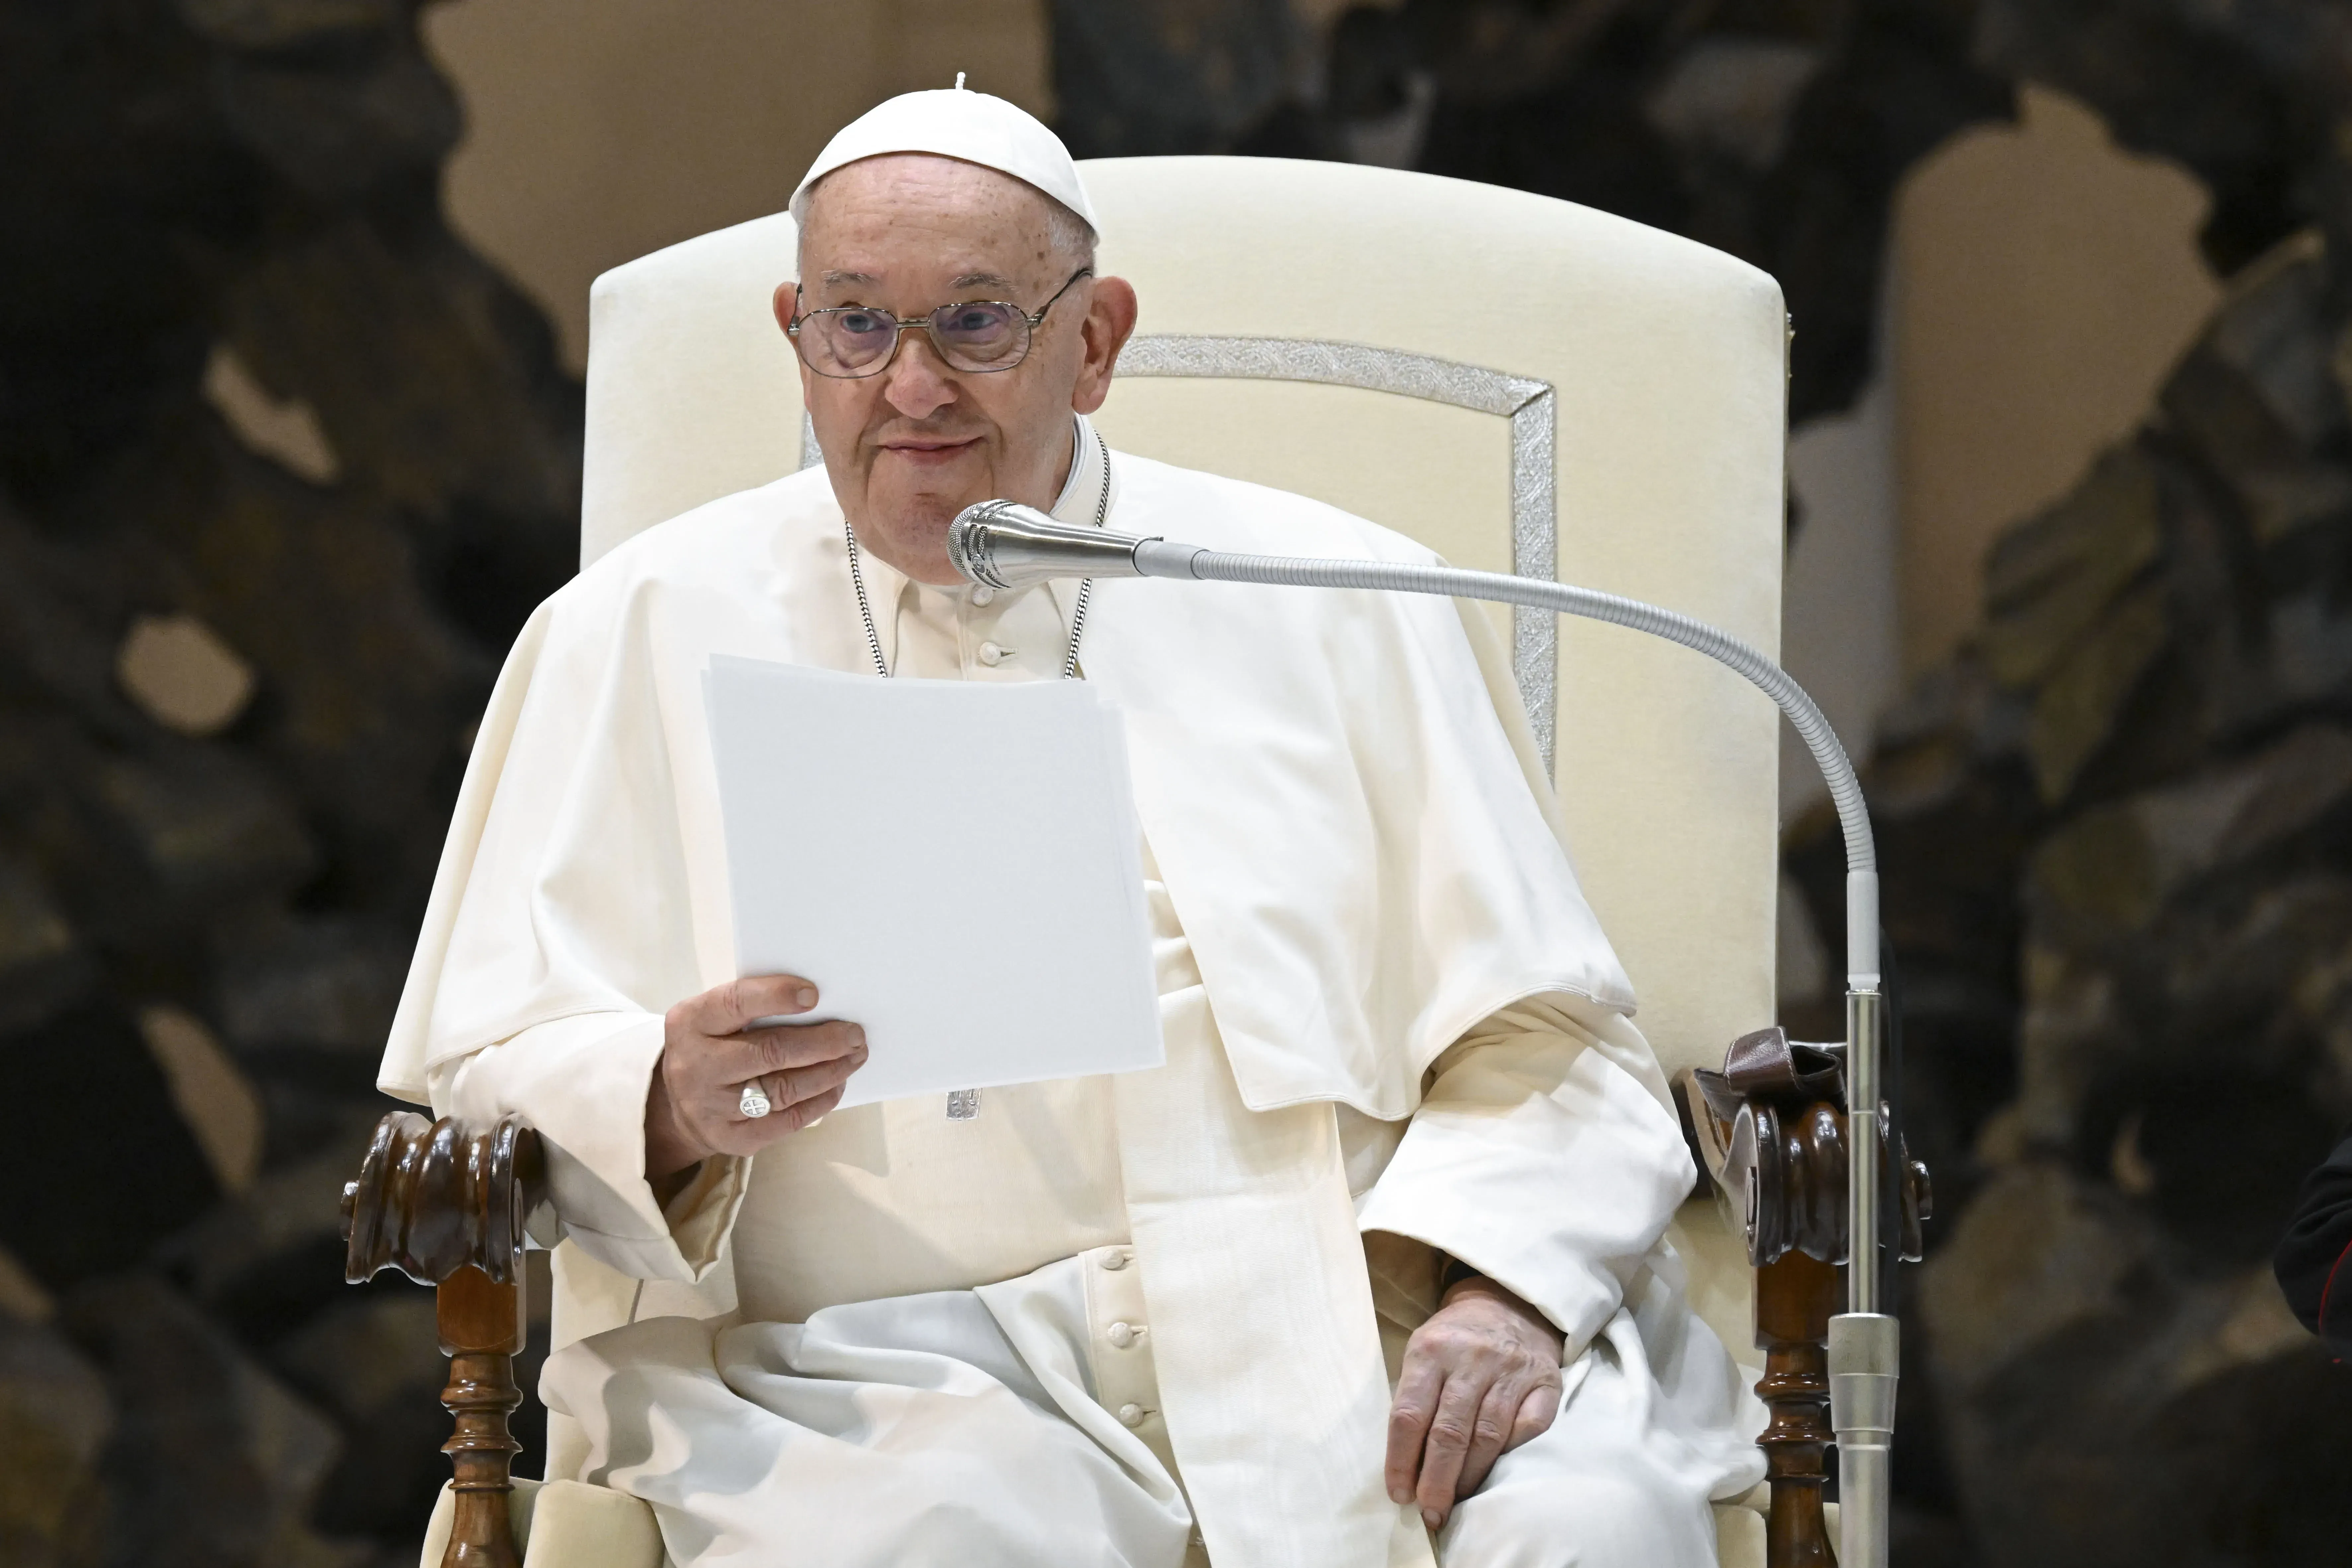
(4, 1, 2351, 1564)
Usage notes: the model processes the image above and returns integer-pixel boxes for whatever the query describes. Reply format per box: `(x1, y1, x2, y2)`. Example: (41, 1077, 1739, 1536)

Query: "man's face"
(776, 155, 1138, 584)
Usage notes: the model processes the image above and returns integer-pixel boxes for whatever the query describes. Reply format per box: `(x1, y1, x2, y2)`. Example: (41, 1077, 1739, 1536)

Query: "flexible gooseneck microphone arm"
(949, 499, 1902, 1568)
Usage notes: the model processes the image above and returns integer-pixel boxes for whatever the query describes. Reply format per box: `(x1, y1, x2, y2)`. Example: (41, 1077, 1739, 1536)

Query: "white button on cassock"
(976, 641, 1009, 666)
(1085, 1243, 1170, 1468)
(971, 586, 996, 606)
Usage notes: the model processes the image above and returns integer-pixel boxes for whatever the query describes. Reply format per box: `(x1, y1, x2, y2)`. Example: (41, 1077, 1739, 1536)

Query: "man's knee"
(1435, 1447, 1718, 1568)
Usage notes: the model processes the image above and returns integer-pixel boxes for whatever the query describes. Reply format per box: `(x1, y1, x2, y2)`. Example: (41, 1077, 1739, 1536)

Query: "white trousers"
(541, 1253, 1760, 1568)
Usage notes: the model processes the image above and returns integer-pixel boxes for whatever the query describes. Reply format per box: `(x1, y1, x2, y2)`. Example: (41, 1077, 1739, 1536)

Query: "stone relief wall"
(1793, 7, 2352, 1564)
(1, 3, 577, 1563)
(3, 0, 2349, 1564)
(1786, 233, 2352, 1566)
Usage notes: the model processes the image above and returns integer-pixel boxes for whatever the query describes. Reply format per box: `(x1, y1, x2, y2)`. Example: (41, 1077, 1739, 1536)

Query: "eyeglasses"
(788, 267, 1095, 379)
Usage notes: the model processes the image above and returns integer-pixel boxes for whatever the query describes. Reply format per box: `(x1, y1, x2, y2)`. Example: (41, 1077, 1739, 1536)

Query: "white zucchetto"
(791, 85, 1100, 231)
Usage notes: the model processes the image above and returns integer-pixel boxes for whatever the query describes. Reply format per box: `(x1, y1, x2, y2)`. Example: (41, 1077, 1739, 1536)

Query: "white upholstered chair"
(426, 155, 1790, 1568)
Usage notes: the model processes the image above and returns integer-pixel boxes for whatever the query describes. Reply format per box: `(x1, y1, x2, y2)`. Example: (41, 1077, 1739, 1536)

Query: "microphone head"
(947, 500, 1153, 590)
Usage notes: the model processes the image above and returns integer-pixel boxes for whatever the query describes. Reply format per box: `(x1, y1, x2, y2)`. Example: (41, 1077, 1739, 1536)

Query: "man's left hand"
(1385, 1274, 1565, 1532)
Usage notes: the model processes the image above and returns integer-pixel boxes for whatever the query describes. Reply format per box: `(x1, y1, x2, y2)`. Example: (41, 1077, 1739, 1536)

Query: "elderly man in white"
(381, 88, 1763, 1568)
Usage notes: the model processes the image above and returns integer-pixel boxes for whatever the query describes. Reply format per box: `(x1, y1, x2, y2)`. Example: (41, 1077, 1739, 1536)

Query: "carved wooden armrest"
(1674, 1028, 1933, 1568)
(342, 1112, 548, 1568)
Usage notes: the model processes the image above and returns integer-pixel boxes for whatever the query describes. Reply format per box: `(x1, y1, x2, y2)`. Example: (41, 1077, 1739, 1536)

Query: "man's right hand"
(645, 975, 868, 1178)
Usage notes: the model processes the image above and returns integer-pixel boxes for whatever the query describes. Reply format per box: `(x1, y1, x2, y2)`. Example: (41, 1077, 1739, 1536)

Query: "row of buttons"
(1097, 1247, 1155, 1429)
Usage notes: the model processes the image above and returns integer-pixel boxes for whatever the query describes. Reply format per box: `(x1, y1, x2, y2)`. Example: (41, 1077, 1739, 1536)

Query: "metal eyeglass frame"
(787, 266, 1096, 379)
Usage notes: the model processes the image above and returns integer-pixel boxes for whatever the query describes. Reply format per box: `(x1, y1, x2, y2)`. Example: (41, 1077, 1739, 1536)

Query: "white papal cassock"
(379, 417, 1765, 1567)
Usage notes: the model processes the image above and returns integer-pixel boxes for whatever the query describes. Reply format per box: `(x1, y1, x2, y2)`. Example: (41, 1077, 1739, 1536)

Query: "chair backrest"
(580, 155, 1786, 1092)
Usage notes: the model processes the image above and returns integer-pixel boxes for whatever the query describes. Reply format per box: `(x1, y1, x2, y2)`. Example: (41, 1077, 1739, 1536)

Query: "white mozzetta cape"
(380, 451, 1633, 1116)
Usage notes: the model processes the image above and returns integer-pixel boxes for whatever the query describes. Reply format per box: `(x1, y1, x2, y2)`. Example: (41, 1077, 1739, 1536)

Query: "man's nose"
(880, 331, 958, 421)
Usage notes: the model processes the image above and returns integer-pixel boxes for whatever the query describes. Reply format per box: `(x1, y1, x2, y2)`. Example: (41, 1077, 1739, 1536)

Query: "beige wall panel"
(425, 0, 1048, 372)
(1893, 86, 2217, 673)
(891, 0, 1053, 109)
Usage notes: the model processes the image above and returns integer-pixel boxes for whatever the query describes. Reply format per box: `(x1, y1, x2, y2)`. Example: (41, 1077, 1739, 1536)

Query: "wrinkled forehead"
(799, 154, 1062, 273)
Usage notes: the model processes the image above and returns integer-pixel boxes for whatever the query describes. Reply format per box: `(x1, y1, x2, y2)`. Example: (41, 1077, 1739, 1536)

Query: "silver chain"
(845, 528, 892, 677)
(846, 426, 1110, 681)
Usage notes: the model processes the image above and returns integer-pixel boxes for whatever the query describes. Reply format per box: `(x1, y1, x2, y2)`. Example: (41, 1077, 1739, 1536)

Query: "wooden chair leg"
(1755, 1248, 1839, 1568)
(439, 1263, 525, 1568)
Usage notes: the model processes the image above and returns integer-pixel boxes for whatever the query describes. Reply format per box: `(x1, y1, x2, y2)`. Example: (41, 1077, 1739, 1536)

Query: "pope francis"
(379, 88, 1765, 1568)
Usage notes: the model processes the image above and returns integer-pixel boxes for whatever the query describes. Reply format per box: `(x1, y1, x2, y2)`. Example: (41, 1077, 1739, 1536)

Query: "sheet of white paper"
(703, 655, 1164, 1109)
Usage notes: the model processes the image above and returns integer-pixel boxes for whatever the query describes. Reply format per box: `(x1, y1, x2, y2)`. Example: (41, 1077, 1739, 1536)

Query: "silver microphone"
(946, 500, 1196, 590)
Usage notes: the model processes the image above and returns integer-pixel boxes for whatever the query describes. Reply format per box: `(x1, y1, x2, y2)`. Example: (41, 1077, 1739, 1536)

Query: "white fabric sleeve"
(424, 1012, 749, 1284)
(1354, 992, 1696, 1357)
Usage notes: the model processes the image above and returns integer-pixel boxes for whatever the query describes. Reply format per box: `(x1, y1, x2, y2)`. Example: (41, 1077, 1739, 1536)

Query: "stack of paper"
(703, 655, 1163, 1108)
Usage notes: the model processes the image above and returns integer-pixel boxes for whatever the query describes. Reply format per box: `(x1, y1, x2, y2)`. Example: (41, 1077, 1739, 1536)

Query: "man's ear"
(1071, 275, 1139, 416)
(775, 281, 821, 407)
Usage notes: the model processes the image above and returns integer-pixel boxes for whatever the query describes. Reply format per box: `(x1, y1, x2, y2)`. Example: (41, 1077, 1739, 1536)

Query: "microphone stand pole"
(948, 507, 1898, 1568)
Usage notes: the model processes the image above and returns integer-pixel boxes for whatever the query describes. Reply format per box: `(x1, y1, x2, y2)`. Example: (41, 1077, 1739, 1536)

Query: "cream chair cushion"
(421, 1477, 665, 1568)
